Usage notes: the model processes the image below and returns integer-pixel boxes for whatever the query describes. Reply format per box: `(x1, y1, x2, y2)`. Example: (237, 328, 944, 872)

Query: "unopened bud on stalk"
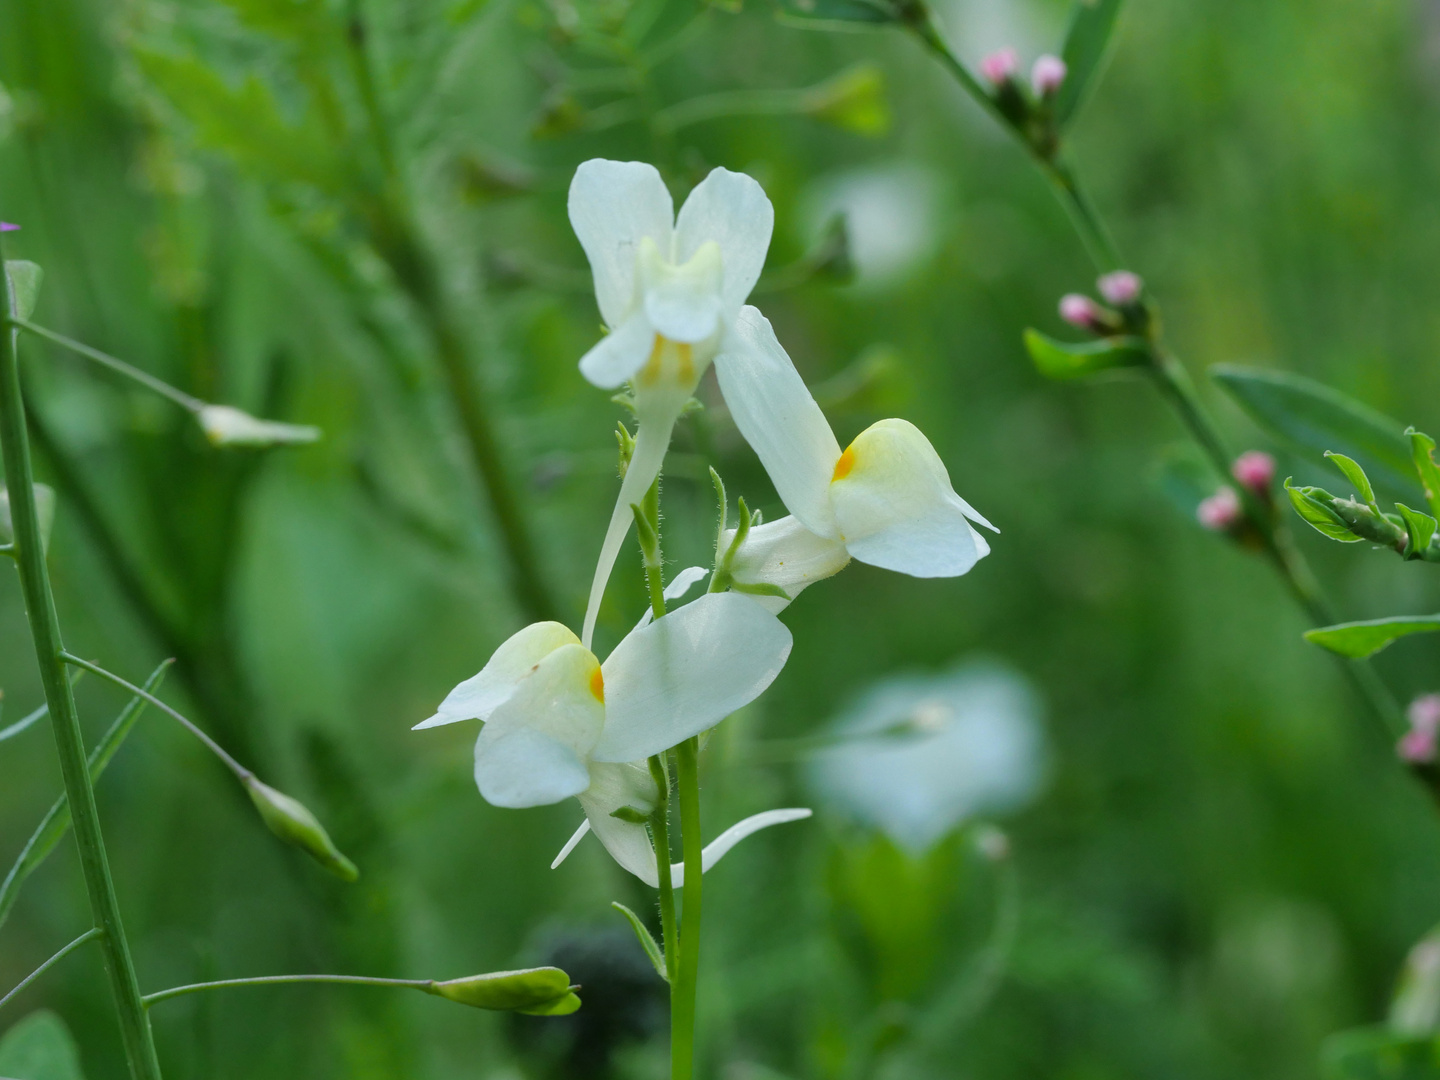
(1031, 55, 1067, 97)
(1231, 451, 1276, 495)
(198, 405, 321, 448)
(1400, 694, 1440, 764)
(1097, 270, 1143, 306)
(0, 223, 18, 232)
(1059, 293, 1105, 330)
(423, 966, 580, 1015)
(980, 48, 1020, 87)
(1196, 487, 1242, 531)
(242, 775, 359, 882)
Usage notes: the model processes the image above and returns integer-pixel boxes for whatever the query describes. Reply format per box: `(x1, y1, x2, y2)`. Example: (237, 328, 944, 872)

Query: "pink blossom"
(1059, 293, 1102, 329)
(1097, 270, 1142, 306)
(980, 48, 1020, 87)
(0, 223, 17, 232)
(1031, 55, 1067, 97)
(1231, 451, 1276, 495)
(1400, 727, 1438, 764)
(1196, 487, 1242, 531)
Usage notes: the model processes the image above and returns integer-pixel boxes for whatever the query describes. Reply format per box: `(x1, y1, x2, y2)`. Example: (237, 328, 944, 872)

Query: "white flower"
(806, 662, 1045, 854)
(197, 404, 320, 448)
(415, 593, 806, 885)
(714, 306, 996, 595)
(568, 160, 774, 647)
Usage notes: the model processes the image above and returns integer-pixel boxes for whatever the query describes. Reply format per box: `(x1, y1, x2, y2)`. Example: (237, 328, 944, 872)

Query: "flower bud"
(243, 775, 359, 882)
(1196, 487, 1242, 531)
(980, 48, 1020, 87)
(1411, 694, 1440, 733)
(1096, 270, 1143, 306)
(0, 223, 17, 232)
(1031, 55, 1067, 97)
(198, 404, 321, 448)
(1402, 693, 1440, 762)
(1231, 451, 1276, 495)
(1059, 293, 1104, 330)
(423, 966, 580, 1014)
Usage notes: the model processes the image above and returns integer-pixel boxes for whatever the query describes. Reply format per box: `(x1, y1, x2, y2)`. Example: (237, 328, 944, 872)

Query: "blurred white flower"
(806, 661, 1045, 854)
(0, 481, 55, 553)
(715, 306, 995, 604)
(198, 404, 320, 448)
(803, 164, 939, 287)
(415, 593, 807, 885)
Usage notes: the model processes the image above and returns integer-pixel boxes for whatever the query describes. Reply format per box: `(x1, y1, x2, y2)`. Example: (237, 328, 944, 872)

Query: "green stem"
(0, 249, 163, 1078)
(59, 652, 253, 779)
(0, 928, 103, 1014)
(648, 755, 679, 987)
(672, 736, 703, 1080)
(143, 973, 429, 1009)
(13, 318, 203, 412)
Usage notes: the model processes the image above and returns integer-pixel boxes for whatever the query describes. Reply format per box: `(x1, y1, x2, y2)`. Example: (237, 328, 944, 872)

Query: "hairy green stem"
(0, 247, 163, 1078)
(143, 973, 429, 1009)
(673, 736, 703, 1080)
(648, 755, 679, 987)
(0, 928, 103, 1014)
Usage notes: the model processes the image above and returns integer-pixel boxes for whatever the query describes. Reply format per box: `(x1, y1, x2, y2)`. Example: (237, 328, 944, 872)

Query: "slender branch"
(672, 736, 704, 1080)
(0, 928, 103, 1014)
(143, 973, 429, 1009)
(13, 317, 203, 412)
(59, 652, 252, 780)
(0, 241, 163, 1077)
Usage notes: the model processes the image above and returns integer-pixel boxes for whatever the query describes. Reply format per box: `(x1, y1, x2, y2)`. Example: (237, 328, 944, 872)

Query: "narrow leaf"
(1284, 479, 1360, 543)
(1303, 615, 1440, 659)
(611, 901, 669, 982)
(1212, 365, 1414, 492)
(1396, 503, 1438, 560)
(1022, 328, 1148, 380)
(1325, 451, 1378, 509)
(4, 261, 43, 322)
(1409, 428, 1440, 519)
(1055, 0, 1125, 126)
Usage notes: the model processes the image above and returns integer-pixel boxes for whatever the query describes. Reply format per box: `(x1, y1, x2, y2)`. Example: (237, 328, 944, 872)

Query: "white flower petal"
(578, 310, 656, 389)
(640, 238, 722, 344)
(724, 516, 851, 613)
(471, 643, 605, 808)
(671, 808, 812, 888)
(569, 160, 674, 328)
(634, 566, 712, 631)
(593, 592, 793, 763)
(714, 307, 842, 538)
(577, 761, 662, 887)
(414, 621, 582, 729)
(830, 418, 990, 578)
(673, 168, 774, 314)
(551, 818, 592, 869)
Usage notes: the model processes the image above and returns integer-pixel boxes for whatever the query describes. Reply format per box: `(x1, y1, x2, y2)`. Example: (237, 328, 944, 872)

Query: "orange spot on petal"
(832, 446, 856, 482)
(589, 666, 605, 703)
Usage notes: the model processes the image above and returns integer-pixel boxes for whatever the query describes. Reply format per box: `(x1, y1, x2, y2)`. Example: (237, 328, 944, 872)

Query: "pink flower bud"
(1400, 727, 1438, 764)
(1231, 451, 1276, 495)
(1196, 487, 1241, 531)
(1031, 55, 1067, 97)
(1097, 270, 1142, 306)
(980, 48, 1020, 87)
(1410, 693, 1440, 734)
(1059, 293, 1102, 328)
(0, 223, 17, 232)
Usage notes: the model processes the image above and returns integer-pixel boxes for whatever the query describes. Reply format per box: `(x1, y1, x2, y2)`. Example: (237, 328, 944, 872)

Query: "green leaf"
(4, 260, 43, 322)
(1055, 0, 1125, 127)
(611, 901, 669, 982)
(802, 63, 890, 136)
(1285, 478, 1361, 542)
(1303, 615, 1440, 658)
(1325, 451, 1379, 509)
(1322, 1025, 1440, 1080)
(0, 1010, 87, 1080)
(1397, 504, 1438, 560)
(424, 966, 577, 1012)
(1211, 365, 1414, 492)
(772, 0, 906, 30)
(0, 661, 168, 931)
(1022, 329, 1149, 380)
(1409, 429, 1440, 519)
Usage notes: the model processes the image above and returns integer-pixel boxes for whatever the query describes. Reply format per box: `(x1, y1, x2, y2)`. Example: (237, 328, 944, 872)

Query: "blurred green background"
(5, 0, 1440, 1076)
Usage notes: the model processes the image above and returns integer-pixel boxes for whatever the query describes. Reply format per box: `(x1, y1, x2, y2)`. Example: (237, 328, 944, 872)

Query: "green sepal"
(679, 396, 705, 417)
(616, 422, 636, 477)
(630, 502, 660, 565)
(1408, 428, 1440, 519)
(609, 804, 650, 825)
(1055, 0, 1126, 127)
(243, 775, 359, 882)
(4, 261, 43, 322)
(1303, 615, 1440, 659)
(1284, 478, 1361, 543)
(423, 966, 577, 1012)
(610, 391, 637, 417)
(1022, 328, 1149, 380)
(732, 580, 792, 600)
(1325, 451, 1379, 510)
(1396, 503, 1438, 560)
(611, 901, 669, 982)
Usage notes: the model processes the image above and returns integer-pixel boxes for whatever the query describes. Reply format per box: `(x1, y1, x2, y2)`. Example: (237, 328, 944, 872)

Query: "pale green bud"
(422, 966, 580, 1014)
(243, 775, 359, 882)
